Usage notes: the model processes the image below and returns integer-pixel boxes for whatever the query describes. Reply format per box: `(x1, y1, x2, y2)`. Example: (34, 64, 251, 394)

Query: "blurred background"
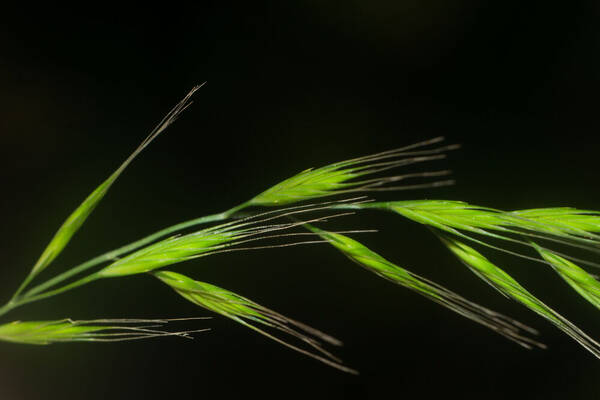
(0, 2, 599, 399)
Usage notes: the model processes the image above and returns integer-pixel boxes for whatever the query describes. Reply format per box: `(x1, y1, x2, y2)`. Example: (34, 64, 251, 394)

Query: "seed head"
(154, 270, 356, 374)
(0, 318, 205, 345)
(248, 137, 457, 206)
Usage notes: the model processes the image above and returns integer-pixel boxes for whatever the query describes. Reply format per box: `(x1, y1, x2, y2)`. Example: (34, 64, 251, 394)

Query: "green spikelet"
(249, 137, 456, 206)
(20, 86, 203, 293)
(154, 270, 357, 374)
(339, 200, 600, 270)
(97, 229, 246, 278)
(533, 243, 600, 310)
(507, 208, 600, 251)
(0, 318, 204, 345)
(307, 225, 543, 349)
(442, 237, 600, 359)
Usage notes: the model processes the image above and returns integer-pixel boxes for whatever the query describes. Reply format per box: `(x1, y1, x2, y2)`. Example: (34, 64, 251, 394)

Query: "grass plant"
(3, 86, 600, 373)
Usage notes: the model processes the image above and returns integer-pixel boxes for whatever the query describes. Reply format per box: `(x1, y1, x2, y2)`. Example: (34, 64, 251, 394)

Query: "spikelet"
(533, 243, 600, 310)
(96, 204, 349, 278)
(507, 208, 600, 248)
(96, 228, 247, 278)
(442, 237, 600, 359)
(248, 137, 457, 206)
(0, 318, 208, 345)
(22, 86, 203, 292)
(344, 200, 600, 269)
(307, 225, 543, 349)
(154, 271, 357, 374)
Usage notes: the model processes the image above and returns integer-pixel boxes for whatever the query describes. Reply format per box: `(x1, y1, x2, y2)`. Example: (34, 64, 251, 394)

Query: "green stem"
(24, 203, 250, 299)
(0, 301, 18, 318)
(0, 274, 102, 318)
(12, 274, 35, 300)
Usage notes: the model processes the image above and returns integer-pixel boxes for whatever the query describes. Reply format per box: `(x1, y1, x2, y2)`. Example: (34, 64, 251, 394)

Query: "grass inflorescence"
(2, 86, 600, 374)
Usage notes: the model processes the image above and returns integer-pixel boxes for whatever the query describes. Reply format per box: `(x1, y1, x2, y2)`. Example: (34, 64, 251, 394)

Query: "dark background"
(1, 2, 599, 399)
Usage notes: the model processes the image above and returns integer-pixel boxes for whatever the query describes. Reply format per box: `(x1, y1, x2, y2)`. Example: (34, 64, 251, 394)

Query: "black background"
(1, 2, 599, 399)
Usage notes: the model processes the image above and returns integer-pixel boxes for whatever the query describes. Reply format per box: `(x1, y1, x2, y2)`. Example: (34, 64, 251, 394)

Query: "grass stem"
(0, 274, 103, 318)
